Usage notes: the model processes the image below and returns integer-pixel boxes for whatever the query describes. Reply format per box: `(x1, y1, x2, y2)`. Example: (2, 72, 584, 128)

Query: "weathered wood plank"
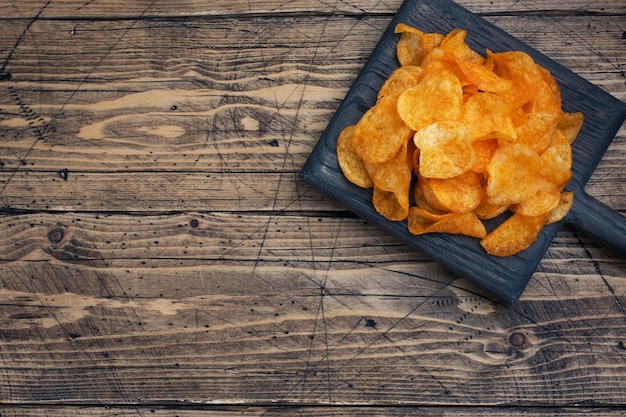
(0, 406, 624, 416)
(0, 0, 624, 18)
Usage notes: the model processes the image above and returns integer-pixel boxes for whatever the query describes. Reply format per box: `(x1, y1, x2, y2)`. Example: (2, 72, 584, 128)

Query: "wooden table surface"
(1, 0, 625, 415)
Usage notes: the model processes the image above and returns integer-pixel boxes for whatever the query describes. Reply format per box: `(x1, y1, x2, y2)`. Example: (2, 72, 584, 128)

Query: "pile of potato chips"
(336, 24, 584, 257)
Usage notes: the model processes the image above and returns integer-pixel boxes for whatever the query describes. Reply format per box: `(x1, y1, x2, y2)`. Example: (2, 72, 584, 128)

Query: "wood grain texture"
(0, 0, 625, 412)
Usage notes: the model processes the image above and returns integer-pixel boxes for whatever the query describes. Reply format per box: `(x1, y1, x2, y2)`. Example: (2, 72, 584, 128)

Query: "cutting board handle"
(567, 188, 626, 258)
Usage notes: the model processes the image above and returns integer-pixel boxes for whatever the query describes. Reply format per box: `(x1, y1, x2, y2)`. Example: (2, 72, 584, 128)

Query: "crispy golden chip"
(456, 59, 513, 94)
(413, 121, 475, 179)
(547, 191, 574, 224)
(480, 212, 550, 257)
(439, 29, 484, 64)
(378, 66, 424, 102)
(486, 144, 554, 205)
(490, 50, 543, 110)
(511, 186, 561, 216)
(352, 96, 413, 164)
(408, 207, 487, 238)
(513, 110, 561, 154)
(365, 140, 411, 193)
(413, 175, 450, 214)
(541, 129, 573, 187)
(429, 170, 483, 213)
(524, 79, 562, 117)
(336, 124, 374, 188)
(397, 68, 463, 131)
(460, 92, 517, 140)
(557, 112, 584, 144)
(474, 199, 508, 220)
(373, 186, 409, 221)
(394, 23, 443, 67)
(471, 137, 499, 173)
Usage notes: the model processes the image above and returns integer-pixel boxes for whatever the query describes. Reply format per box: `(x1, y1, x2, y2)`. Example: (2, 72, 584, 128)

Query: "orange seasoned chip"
(365, 140, 411, 193)
(489, 50, 543, 110)
(429, 170, 483, 213)
(480, 212, 550, 257)
(378, 65, 424, 102)
(413, 121, 475, 179)
(456, 59, 513, 94)
(547, 191, 574, 224)
(397, 68, 463, 131)
(486, 144, 554, 205)
(372, 186, 409, 221)
(460, 92, 516, 140)
(408, 207, 487, 238)
(336, 125, 374, 188)
(439, 29, 484, 64)
(513, 111, 561, 154)
(352, 97, 413, 164)
(474, 199, 508, 220)
(394, 23, 443, 67)
(541, 129, 573, 187)
(557, 112, 584, 144)
(471, 137, 499, 173)
(511, 186, 561, 216)
(413, 175, 450, 214)
(524, 78, 562, 117)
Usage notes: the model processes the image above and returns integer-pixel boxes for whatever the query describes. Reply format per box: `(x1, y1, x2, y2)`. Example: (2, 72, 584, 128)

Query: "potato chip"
(397, 68, 463, 131)
(413, 121, 475, 179)
(336, 124, 374, 188)
(413, 175, 450, 214)
(513, 111, 560, 154)
(456, 59, 513, 94)
(352, 96, 413, 164)
(547, 191, 574, 224)
(489, 50, 543, 110)
(365, 140, 411, 193)
(480, 212, 550, 257)
(408, 207, 487, 238)
(377, 65, 424, 102)
(439, 29, 484, 64)
(372, 186, 409, 221)
(523, 79, 562, 117)
(394, 23, 443, 67)
(429, 170, 483, 213)
(557, 112, 584, 144)
(541, 129, 573, 187)
(511, 186, 561, 216)
(460, 92, 517, 140)
(474, 199, 508, 220)
(486, 144, 554, 205)
(471, 137, 499, 173)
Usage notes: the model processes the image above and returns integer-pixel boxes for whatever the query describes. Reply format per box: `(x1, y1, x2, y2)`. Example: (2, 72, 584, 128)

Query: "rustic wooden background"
(0, 0, 625, 415)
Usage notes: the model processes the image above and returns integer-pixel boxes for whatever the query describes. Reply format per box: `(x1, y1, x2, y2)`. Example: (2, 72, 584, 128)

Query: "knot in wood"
(48, 228, 65, 244)
(509, 332, 527, 348)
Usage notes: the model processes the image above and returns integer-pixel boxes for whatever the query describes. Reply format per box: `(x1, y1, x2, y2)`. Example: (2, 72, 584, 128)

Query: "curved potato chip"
(490, 50, 543, 110)
(511, 186, 561, 216)
(513, 111, 561, 155)
(486, 144, 554, 205)
(537, 64, 562, 106)
(336, 125, 374, 188)
(413, 121, 475, 179)
(547, 191, 574, 224)
(413, 175, 450, 214)
(377, 66, 424, 102)
(480, 212, 549, 257)
(439, 28, 484, 64)
(474, 199, 508, 220)
(557, 112, 584, 144)
(429, 170, 483, 213)
(456, 59, 513, 94)
(394, 23, 443, 67)
(541, 129, 572, 187)
(408, 207, 486, 238)
(365, 140, 411, 193)
(397, 68, 463, 131)
(460, 92, 517, 140)
(524, 79, 562, 117)
(372, 186, 409, 221)
(471, 137, 499, 173)
(352, 97, 413, 164)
